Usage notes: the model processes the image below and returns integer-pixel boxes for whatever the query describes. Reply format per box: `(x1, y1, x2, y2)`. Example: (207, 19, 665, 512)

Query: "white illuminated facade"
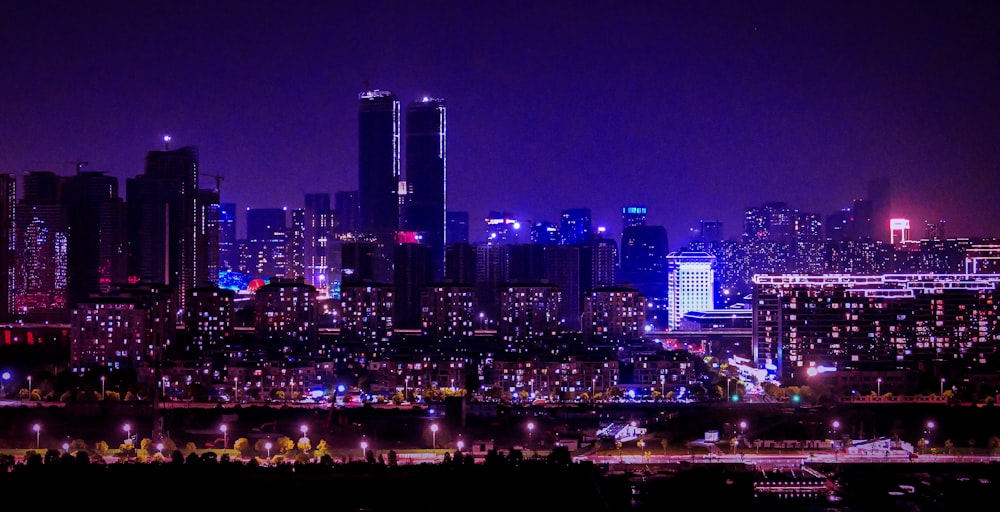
(665, 251, 716, 330)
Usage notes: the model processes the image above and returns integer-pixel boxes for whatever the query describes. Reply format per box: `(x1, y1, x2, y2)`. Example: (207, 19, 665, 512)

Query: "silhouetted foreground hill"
(0, 457, 633, 511)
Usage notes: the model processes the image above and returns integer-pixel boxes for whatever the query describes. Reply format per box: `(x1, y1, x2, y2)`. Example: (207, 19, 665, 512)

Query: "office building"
(403, 97, 447, 280)
(0, 174, 13, 321)
(358, 90, 400, 236)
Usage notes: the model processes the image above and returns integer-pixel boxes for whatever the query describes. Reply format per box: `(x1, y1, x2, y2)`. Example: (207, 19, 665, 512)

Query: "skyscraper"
(304, 193, 334, 290)
(334, 190, 358, 235)
(0, 174, 13, 321)
(560, 208, 592, 246)
(63, 171, 128, 306)
(245, 207, 287, 279)
(218, 202, 237, 270)
(126, 145, 206, 313)
(358, 90, 400, 236)
(403, 97, 447, 281)
(446, 211, 469, 245)
(16, 171, 69, 322)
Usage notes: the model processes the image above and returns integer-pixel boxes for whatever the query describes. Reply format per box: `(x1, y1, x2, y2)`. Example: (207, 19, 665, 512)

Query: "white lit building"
(665, 251, 716, 330)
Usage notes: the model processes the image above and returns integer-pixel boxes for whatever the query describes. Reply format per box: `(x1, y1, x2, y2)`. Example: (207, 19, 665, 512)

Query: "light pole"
(27, 375, 31, 400)
(457, 440, 464, 452)
(940, 377, 945, 396)
(220, 424, 228, 451)
(877, 377, 882, 396)
(739, 421, 747, 437)
(32, 423, 40, 449)
(123, 423, 131, 447)
(527, 421, 534, 448)
(265, 441, 272, 459)
(300, 424, 309, 447)
(62, 442, 70, 452)
(360, 440, 368, 460)
(156, 442, 164, 456)
(100, 375, 105, 400)
(234, 377, 239, 403)
(0, 370, 9, 398)
(430, 423, 438, 449)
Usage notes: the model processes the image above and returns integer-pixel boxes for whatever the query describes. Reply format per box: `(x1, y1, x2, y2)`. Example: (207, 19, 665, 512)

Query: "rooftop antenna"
(163, 134, 172, 150)
(75, 161, 89, 174)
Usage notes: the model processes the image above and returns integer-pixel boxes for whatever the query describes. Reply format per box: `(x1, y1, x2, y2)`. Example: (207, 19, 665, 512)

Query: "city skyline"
(3, 0, 1000, 244)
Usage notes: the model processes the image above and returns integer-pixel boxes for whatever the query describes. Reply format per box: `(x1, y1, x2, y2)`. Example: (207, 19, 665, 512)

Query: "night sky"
(2, 0, 999, 244)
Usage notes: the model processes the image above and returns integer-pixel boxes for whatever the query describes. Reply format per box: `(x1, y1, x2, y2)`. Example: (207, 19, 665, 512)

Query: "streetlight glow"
(430, 423, 438, 449)
(360, 440, 368, 460)
(32, 423, 40, 449)
(123, 423, 131, 447)
(220, 424, 228, 450)
(265, 441, 272, 458)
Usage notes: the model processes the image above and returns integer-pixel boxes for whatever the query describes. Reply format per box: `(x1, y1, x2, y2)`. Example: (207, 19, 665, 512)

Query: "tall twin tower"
(358, 90, 447, 281)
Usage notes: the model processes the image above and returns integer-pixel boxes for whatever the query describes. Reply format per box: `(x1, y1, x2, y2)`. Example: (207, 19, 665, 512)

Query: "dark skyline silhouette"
(2, 0, 999, 243)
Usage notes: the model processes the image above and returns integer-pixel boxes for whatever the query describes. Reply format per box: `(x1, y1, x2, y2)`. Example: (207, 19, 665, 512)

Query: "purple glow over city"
(2, 0, 999, 242)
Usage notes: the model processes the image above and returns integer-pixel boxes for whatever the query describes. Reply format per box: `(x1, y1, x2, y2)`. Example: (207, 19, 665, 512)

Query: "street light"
(123, 423, 131, 447)
(527, 422, 534, 447)
(940, 377, 945, 396)
(156, 442, 164, 455)
(360, 440, 368, 460)
(220, 424, 228, 450)
(2, 370, 11, 398)
(234, 377, 238, 403)
(100, 375, 105, 399)
(265, 441, 272, 459)
(457, 440, 464, 452)
(877, 377, 882, 396)
(32, 423, 40, 449)
(62, 442, 70, 452)
(27, 375, 31, 400)
(430, 423, 438, 449)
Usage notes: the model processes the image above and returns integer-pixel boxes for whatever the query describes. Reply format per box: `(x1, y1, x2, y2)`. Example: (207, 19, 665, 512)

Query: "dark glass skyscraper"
(560, 208, 592, 246)
(358, 90, 400, 236)
(403, 97, 447, 281)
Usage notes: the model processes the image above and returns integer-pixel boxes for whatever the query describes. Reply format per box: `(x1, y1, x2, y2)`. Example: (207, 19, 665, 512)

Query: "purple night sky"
(2, 0, 999, 244)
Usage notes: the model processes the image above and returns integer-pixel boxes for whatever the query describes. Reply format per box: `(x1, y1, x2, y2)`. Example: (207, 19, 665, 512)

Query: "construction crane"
(202, 172, 225, 193)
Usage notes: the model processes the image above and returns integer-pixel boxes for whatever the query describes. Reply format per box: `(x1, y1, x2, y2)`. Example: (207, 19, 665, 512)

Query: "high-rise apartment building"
(0, 174, 14, 321)
(63, 171, 128, 306)
(15, 171, 68, 322)
(446, 211, 469, 245)
(304, 193, 334, 291)
(403, 97, 447, 280)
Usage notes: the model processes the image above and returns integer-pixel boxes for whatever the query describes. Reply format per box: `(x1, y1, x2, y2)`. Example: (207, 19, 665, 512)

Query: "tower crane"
(202, 172, 225, 193)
